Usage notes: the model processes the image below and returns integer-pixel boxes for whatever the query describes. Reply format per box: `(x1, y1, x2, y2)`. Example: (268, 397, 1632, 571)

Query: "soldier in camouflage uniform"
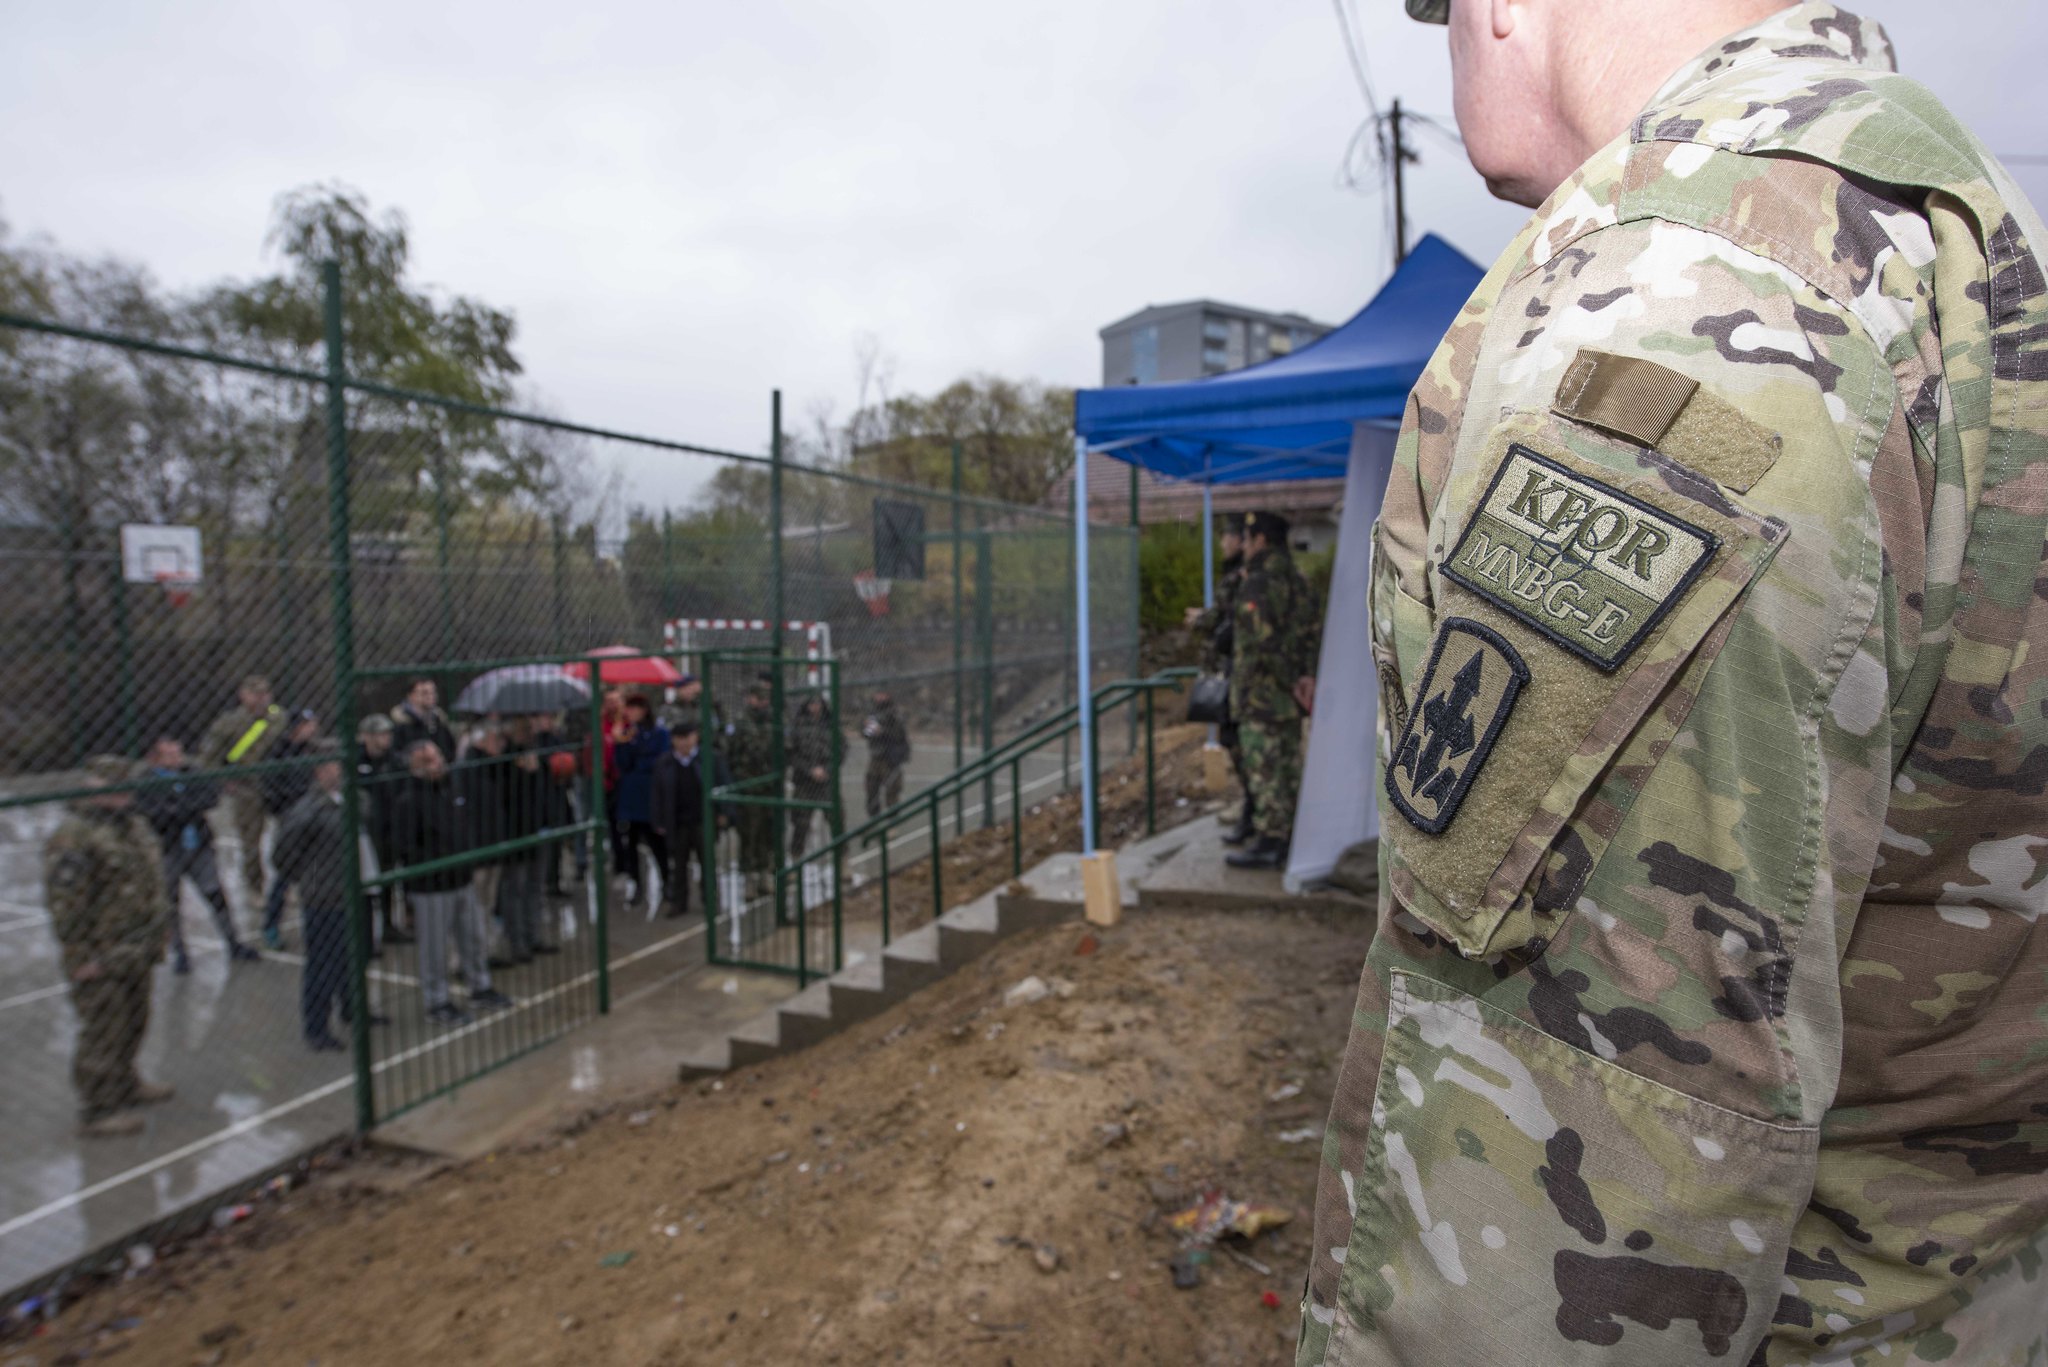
(1226, 511, 1317, 870)
(197, 673, 284, 901)
(726, 683, 777, 896)
(45, 756, 176, 1137)
(1299, 4, 2048, 1364)
(861, 690, 911, 819)
(1186, 520, 1257, 843)
(786, 692, 836, 861)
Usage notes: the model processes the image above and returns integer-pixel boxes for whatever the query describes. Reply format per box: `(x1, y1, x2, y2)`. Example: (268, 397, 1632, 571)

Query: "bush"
(1137, 523, 1207, 637)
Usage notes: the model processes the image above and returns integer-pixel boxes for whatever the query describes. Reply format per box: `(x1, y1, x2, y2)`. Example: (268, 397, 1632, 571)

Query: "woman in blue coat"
(611, 694, 670, 909)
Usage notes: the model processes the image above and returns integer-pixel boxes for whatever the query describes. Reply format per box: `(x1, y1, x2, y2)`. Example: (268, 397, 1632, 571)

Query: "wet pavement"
(0, 730, 1116, 1298)
(0, 809, 715, 1299)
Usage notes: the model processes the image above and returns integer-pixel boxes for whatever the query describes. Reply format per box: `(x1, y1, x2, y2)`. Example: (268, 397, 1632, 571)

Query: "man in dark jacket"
(354, 714, 410, 952)
(390, 739, 511, 1024)
(258, 708, 322, 949)
(270, 745, 388, 1051)
(135, 736, 258, 973)
(497, 715, 556, 961)
(649, 719, 733, 919)
(389, 678, 457, 764)
(611, 694, 670, 909)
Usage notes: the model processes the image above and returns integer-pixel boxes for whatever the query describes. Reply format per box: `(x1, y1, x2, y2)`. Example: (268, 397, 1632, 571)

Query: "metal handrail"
(780, 665, 1194, 966)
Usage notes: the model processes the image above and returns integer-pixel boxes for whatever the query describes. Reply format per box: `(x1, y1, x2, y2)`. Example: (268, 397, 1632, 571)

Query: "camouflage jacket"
(1229, 545, 1316, 724)
(197, 701, 283, 770)
(44, 804, 167, 978)
(787, 708, 835, 798)
(727, 706, 776, 780)
(1302, 8, 2048, 1366)
(1192, 553, 1246, 676)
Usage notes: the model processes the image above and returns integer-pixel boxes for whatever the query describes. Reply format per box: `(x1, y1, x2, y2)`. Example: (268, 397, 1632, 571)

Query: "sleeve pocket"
(1327, 970, 1817, 1366)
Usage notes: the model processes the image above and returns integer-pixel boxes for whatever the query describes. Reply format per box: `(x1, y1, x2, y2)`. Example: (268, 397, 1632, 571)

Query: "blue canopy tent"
(1067, 233, 1485, 882)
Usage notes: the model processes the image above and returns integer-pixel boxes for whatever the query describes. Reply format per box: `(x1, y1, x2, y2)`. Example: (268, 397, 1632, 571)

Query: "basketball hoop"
(852, 569, 892, 618)
(153, 570, 197, 609)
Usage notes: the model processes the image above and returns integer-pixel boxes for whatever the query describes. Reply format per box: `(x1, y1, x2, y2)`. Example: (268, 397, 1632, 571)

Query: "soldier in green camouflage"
(1185, 519, 1257, 843)
(1299, 4, 2048, 1364)
(45, 756, 176, 1137)
(1226, 510, 1317, 870)
(861, 690, 911, 819)
(786, 691, 836, 861)
(197, 673, 283, 900)
(726, 682, 777, 895)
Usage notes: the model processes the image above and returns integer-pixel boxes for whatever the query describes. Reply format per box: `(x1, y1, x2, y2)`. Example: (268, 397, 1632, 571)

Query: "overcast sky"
(6, 1, 2045, 509)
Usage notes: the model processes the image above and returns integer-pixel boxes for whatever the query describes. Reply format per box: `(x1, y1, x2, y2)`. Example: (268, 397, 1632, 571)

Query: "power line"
(1330, 0, 1382, 115)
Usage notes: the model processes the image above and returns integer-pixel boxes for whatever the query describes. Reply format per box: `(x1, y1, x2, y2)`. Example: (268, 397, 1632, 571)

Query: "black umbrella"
(453, 666, 591, 716)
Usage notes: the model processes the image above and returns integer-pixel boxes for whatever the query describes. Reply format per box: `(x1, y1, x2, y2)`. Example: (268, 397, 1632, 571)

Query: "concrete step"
(677, 833, 1186, 1082)
(674, 1040, 732, 1082)
(773, 980, 839, 1051)
(724, 1014, 786, 1070)
(825, 956, 892, 1027)
(880, 924, 950, 995)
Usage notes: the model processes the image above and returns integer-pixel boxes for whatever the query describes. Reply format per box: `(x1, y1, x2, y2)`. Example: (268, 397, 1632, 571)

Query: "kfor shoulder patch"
(1442, 444, 1720, 672)
(1387, 618, 1529, 835)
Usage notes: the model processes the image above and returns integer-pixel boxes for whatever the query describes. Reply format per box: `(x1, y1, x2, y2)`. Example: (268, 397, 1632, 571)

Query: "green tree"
(845, 376, 1075, 507)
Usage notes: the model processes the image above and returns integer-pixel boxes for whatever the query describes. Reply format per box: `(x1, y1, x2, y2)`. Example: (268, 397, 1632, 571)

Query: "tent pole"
(1074, 436, 1096, 855)
(1201, 473, 1215, 747)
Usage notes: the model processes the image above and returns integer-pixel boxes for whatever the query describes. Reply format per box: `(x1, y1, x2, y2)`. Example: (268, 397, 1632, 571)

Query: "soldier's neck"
(1543, 0, 1793, 190)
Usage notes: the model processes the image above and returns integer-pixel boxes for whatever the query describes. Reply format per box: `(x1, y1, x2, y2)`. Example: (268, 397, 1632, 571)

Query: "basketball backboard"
(120, 524, 203, 584)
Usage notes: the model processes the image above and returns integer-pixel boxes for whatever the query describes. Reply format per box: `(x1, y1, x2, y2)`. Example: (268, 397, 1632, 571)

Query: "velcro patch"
(1386, 619, 1529, 835)
(1442, 445, 1719, 672)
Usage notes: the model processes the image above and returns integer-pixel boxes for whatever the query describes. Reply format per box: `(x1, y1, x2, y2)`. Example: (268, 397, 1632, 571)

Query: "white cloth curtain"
(1286, 421, 1396, 888)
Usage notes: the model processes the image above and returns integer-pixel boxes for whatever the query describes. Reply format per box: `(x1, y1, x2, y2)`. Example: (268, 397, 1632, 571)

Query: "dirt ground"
(9, 895, 1371, 1367)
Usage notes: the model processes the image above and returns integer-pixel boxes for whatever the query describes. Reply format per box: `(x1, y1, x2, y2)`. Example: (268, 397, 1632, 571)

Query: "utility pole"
(1389, 98, 1418, 267)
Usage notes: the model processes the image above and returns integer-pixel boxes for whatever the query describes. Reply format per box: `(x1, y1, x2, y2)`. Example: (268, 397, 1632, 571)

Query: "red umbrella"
(562, 645, 685, 686)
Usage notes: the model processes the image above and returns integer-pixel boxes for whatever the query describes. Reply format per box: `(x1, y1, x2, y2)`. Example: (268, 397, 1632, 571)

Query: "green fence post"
(700, 673, 719, 962)
(432, 446, 456, 661)
(769, 392, 788, 930)
(879, 831, 892, 946)
(272, 517, 295, 705)
(1128, 466, 1141, 760)
(950, 441, 964, 837)
(589, 654, 611, 1013)
(1144, 687, 1156, 836)
(661, 509, 676, 625)
(552, 514, 568, 656)
(976, 522, 995, 828)
(60, 500, 84, 765)
(829, 658, 844, 972)
(1010, 757, 1022, 877)
(929, 799, 943, 925)
(109, 555, 138, 756)
(320, 261, 373, 1135)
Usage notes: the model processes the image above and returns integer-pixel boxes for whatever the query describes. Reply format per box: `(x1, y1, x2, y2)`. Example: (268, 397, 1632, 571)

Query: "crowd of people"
(42, 667, 918, 1138)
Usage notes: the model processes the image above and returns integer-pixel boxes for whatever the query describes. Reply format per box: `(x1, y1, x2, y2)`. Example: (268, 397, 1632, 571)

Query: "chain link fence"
(0, 266, 1138, 1304)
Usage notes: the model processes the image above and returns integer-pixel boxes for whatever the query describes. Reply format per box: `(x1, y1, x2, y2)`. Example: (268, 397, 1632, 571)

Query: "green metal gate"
(697, 649, 842, 984)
